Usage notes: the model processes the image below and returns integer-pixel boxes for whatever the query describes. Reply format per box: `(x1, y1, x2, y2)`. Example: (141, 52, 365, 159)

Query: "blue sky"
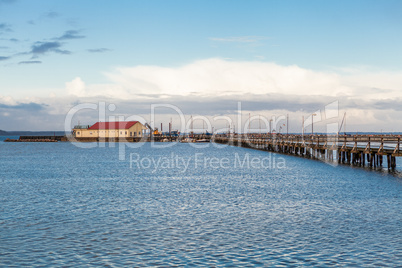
(1, 0, 402, 131)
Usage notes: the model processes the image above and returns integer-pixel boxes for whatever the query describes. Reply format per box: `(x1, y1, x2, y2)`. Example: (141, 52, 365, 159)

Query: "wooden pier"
(213, 134, 401, 170)
(5, 132, 400, 169)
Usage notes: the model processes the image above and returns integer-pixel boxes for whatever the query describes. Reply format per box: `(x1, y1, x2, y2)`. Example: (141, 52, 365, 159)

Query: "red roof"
(88, 121, 139, 130)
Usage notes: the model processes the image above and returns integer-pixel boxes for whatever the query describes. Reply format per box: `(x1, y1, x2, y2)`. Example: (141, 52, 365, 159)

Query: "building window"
(130, 132, 132, 137)
(125, 131, 127, 135)
(120, 131, 122, 135)
(77, 132, 80, 135)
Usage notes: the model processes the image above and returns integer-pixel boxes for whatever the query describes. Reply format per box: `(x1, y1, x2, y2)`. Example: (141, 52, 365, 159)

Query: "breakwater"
(4, 136, 67, 142)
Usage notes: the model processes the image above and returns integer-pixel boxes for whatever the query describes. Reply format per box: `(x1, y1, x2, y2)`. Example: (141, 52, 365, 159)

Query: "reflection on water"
(0, 142, 401, 266)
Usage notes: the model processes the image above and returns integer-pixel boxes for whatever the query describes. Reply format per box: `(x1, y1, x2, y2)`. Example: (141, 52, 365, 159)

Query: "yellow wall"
(74, 123, 147, 138)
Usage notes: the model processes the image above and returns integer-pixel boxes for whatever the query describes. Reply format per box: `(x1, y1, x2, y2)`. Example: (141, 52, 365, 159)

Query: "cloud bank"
(67, 58, 400, 101)
(1, 58, 402, 131)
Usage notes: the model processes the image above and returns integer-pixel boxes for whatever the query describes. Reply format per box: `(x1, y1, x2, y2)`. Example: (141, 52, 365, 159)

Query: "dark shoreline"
(0, 130, 66, 136)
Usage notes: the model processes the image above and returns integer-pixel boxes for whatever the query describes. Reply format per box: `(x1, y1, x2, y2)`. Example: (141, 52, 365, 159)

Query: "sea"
(0, 138, 401, 266)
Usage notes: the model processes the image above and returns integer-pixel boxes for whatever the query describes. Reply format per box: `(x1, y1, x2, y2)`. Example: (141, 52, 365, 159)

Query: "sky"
(0, 0, 402, 132)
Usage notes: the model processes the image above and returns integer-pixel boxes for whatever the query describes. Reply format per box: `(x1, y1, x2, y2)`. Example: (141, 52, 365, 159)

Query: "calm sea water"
(0, 140, 401, 267)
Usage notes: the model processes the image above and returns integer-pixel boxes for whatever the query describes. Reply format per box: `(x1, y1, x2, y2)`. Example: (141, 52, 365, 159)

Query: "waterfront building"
(73, 121, 147, 138)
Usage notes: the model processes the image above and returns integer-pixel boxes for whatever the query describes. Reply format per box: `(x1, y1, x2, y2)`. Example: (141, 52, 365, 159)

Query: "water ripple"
(0, 143, 401, 266)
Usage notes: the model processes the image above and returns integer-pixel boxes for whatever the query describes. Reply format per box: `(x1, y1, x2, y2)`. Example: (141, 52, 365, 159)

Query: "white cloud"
(66, 77, 86, 96)
(0, 94, 19, 105)
(341, 71, 402, 99)
(77, 58, 348, 98)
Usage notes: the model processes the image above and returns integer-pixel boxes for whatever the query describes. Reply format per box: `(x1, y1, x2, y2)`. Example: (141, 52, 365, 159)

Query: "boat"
(194, 139, 210, 143)
(180, 137, 193, 143)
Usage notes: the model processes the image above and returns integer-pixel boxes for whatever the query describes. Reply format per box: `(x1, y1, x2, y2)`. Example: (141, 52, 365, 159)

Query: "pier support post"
(387, 155, 391, 169)
(391, 156, 396, 170)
